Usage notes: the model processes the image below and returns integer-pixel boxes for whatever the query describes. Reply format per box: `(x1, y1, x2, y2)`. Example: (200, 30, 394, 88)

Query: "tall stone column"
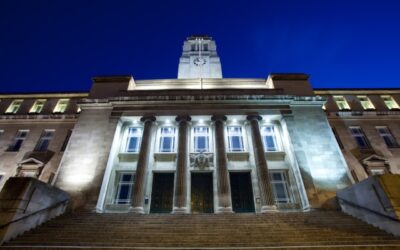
(211, 115, 233, 213)
(131, 115, 156, 214)
(173, 115, 191, 213)
(247, 115, 277, 212)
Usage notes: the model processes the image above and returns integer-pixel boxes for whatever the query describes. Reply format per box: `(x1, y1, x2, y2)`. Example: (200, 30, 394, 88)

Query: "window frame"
(381, 95, 400, 110)
(34, 129, 55, 152)
(226, 125, 245, 152)
(7, 129, 29, 152)
(124, 127, 143, 153)
(357, 96, 375, 110)
(333, 96, 351, 110)
(29, 99, 47, 114)
(53, 99, 70, 113)
(5, 99, 23, 114)
(376, 126, 399, 148)
(349, 126, 371, 149)
(113, 172, 135, 205)
(192, 126, 210, 153)
(269, 170, 291, 204)
(158, 126, 177, 153)
(260, 125, 280, 152)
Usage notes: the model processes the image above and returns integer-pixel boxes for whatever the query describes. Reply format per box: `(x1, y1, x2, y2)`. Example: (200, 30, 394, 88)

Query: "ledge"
(226, 152, 249, 161)
(265, 151, 286, 161)
(118, 153, 139, 162)
(154, 152, 177, 161)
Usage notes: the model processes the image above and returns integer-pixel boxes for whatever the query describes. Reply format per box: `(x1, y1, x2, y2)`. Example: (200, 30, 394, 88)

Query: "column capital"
(211, 114, 227, 122)
(175, 115, 191, 123)
(246, 114, 262, 122)
(140, 115, 156, 123)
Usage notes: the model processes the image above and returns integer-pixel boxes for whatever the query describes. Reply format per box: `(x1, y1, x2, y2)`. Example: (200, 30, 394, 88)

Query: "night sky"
(1, 0, 400, 93)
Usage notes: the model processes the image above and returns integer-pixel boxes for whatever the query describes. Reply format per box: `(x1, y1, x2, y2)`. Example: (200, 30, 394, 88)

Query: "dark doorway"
(230, 172, 255, 213)
(191, 172, 214, 213)
(150, 173, 174, 213)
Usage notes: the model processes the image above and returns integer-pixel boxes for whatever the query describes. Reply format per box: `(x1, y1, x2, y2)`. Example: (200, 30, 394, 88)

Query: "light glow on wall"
(312, 167, 346, 181)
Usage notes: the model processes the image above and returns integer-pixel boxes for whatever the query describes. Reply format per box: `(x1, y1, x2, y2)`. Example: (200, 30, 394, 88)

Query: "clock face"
(193, 57, 206, 66)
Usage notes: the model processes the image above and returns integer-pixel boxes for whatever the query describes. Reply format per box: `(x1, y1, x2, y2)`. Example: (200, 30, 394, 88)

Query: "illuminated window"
(5, 100, 23, 114)
(114, 172, 135, 204)
(376, 126, 399, 148)
(322, 104, 326, 110)
(125, 127, 142, 153)
(53, 99, 69, 113)
(193, 126, 209, 152)
(333, 96, 351, 110)
(270, 171, 290, 203)
(29, 99, 46, 113)
(357, 96, 375, 110)
(227, 126, 244, 152)
(76, 107, 81, 113)
(261, 126, 278, 152)
(159, 127, 176, 152)
(7, 130, 29, 151)
(350, 127, 370, 149)
(34, 130, 55, 152)
(381, 95, 400, 110)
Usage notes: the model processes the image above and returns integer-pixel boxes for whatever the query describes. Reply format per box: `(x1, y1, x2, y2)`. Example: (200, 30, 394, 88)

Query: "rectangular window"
(376, 126, 399, 148)
(381, 95, 400, 110)
(125, 127, 143, 153)
(114, 172, 135, 204)
(159, 127, 176, 152)
(333, 96, 351, 110)
(357, 96, 375, 110)
(53, 99, 69, 113)
(29, 99, 46, 114)
(60, 129, 72, 152)
(261, 126, 278, 151)
(203, 44, 208, 51)
(193, 127, 209, 152)
(5, 99, 23, 114)
(7, 130, 29, 151)
(227, 126, 244, 152)
(350, 127, 370, 149)
(34, 130, 55, 152)
(270, 171, 290, 203)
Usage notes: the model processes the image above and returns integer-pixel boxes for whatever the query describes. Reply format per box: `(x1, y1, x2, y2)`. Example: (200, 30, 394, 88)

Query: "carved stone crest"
(190, 153, 214, 169)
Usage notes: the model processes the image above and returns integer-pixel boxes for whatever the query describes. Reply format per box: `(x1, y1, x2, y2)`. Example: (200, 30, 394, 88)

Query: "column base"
(131, 206, 145, 214)
(172, 207, 189, 214)
(261, 205, 278, 213)
(216, 206, 234, 214)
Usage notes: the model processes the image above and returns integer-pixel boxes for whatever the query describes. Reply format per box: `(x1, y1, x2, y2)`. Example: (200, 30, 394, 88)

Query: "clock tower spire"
(177, 35, 222, 79)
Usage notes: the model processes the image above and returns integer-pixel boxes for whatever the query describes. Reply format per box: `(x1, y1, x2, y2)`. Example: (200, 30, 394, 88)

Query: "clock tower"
(177, 35, 222, 79)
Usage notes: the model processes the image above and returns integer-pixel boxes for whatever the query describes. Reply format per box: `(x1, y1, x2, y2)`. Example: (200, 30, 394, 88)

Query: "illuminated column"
(131, 115, 156, 213)
(173, 115, 191, 213)
(211, 115, 233, 213)
(247, 115, 277, 212)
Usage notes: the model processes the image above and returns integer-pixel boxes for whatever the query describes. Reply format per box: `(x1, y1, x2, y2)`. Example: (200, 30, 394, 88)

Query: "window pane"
(228, 126, 244, 152)
(261, 126, 278, 151)
(194, 127, 209, 152)
(115, 172, 135, 204)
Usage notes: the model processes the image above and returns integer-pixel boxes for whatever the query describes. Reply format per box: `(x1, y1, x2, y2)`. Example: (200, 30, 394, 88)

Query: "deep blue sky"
(1, 0, 399, 93)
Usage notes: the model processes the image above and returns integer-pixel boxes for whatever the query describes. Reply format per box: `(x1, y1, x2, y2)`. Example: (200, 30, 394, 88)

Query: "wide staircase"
(2, 211, 400, 249)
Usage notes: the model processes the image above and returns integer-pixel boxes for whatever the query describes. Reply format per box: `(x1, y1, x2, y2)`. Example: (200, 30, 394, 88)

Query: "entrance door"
(230, 172, 255, 213)
(150, 173, 174, 213)
(191, 173, 214, 213)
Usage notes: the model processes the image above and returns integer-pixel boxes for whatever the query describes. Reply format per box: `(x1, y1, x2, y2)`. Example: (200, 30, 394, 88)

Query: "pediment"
(18, 157, 45, 167)
(362, 154, 389, 166)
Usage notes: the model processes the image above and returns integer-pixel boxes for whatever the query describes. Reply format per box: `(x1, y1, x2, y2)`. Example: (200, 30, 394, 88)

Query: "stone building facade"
(0, 36, 399, 215)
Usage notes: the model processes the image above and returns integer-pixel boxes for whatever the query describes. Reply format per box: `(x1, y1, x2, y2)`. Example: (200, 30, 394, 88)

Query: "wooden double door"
(230, 172, 255, 213)
(150, 173, 174, 213)
(191, 172, 214, 213)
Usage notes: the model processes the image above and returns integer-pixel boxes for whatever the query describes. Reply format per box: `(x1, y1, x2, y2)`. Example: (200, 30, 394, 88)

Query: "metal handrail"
(338, 197, 400, 222)
(0, 199, 69, 229)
